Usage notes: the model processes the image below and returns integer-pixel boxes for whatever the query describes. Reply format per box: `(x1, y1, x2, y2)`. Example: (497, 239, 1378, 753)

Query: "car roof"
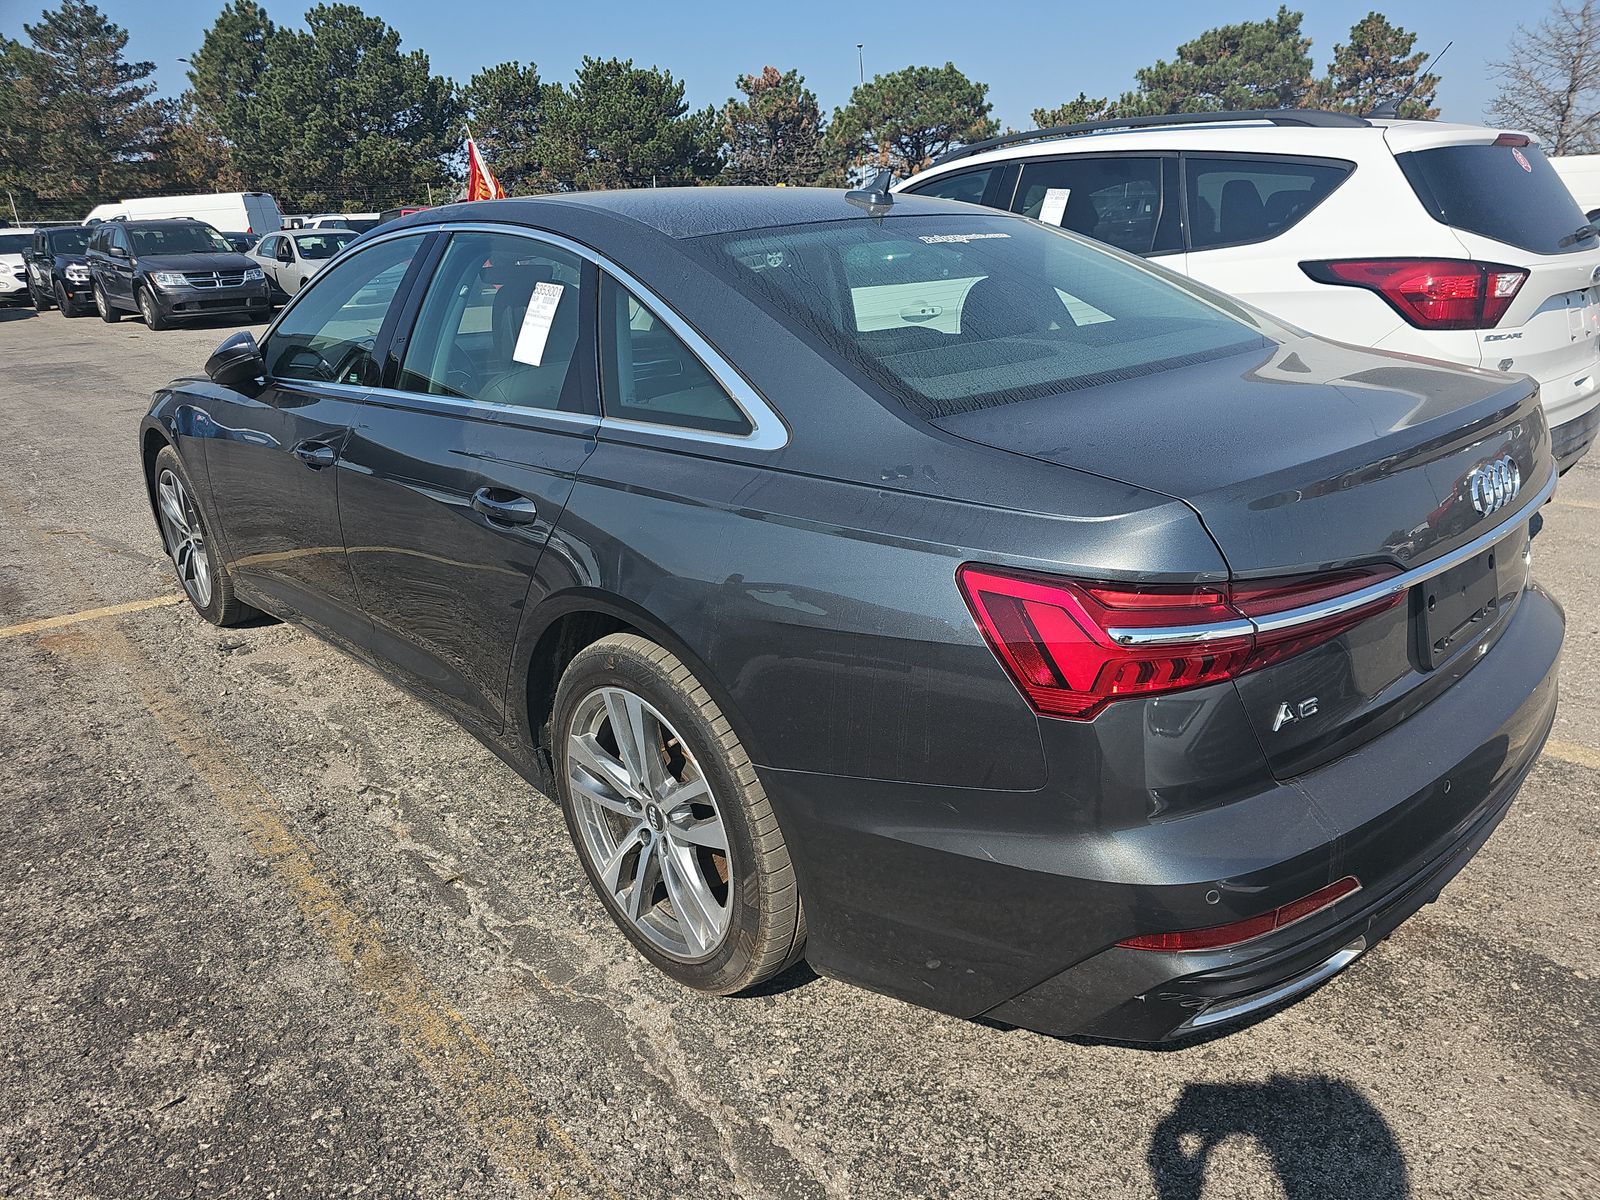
(115, 218, 214, 230)
(381, 186, 1006, 240)
(903, 116, 1522, 185)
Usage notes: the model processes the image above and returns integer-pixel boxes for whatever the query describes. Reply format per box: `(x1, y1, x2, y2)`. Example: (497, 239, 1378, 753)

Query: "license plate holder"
(1419, 548, 1500, 670)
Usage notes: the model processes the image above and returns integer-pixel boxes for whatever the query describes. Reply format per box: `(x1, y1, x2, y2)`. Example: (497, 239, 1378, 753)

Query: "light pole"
(856, 44, 864, 85)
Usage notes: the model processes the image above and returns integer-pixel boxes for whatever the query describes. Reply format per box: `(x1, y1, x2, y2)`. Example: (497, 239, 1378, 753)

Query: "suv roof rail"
(932, 108, 1372, 167)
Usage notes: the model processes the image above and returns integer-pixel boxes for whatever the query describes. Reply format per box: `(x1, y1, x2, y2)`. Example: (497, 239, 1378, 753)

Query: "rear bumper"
(763, 585, 1563, 1043)
(1552, 400, 1600, 471)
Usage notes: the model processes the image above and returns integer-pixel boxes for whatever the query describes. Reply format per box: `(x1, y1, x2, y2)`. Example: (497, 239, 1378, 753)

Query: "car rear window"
(694, 214, 1270, 419)
(1397, 141, 1597, 255)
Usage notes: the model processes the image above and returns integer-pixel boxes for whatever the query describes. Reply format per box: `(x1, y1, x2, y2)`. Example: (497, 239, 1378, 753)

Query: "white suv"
(896, 111, 1600, 470)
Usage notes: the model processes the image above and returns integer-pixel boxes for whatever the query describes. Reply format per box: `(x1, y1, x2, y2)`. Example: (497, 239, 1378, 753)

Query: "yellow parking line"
(1543, 739, 1600, 771)
(1551, 496, 1600, 511)
(0, 594, 183, 639)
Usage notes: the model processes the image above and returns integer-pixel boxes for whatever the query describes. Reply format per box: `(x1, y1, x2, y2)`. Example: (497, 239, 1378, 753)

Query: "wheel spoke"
(597, 826, 644, 894)
(568, 768, 637, 818)
(668, 812, 727, 852)
(624, 837, 657, 920)
(158, 480, 189, 534)
(568, 733, 638, 802)
(662, 850, 720, 953)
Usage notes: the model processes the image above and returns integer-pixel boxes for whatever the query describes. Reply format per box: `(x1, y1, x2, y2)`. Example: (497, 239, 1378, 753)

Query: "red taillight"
(1119, 876, 1362, 951)
(1301, 258, 1527, 329)
(957, 565, 1401, 721)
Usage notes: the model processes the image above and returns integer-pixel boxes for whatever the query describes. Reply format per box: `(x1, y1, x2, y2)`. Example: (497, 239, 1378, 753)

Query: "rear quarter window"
(1397, 141, 1597, 255)
(1185, 156, 1353, 251)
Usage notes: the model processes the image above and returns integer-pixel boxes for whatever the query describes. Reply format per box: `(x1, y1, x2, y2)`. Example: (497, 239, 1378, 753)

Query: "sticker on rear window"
(917, 232, 1011, 245)
(512, 281, 564, 366)
(1512, 147, 1532, 173)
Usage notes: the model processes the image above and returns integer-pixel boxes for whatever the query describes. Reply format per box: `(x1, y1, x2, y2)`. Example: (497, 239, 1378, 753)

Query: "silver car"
(248, 228, 358, 299)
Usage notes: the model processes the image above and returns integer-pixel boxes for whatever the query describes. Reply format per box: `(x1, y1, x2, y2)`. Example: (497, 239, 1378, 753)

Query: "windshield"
(694, 214, 1270, 418)
(295, 232, 355, 259)
(0, 233, 29, 254)
(46, 228, 90, 253)
(1398, 141, 1596, 255)
(128, 224, 233, 256)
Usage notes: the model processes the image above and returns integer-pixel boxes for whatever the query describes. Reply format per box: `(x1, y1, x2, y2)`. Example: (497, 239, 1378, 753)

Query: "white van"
(1549, 154, 1600, 220)
(82, 192, 283, 236)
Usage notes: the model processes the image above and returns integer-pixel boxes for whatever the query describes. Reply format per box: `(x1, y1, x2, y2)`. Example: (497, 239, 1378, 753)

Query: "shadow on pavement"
(1148, 1074, 1409, 1200)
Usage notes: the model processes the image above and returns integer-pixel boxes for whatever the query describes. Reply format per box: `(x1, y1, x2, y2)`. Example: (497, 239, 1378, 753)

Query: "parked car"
(218, 231, 257, 253)
(23, 224, 94, 315)
(303, 212, 383, 235)
(896, 110, 1600, 471)
(88, 218, 271, 330)
(139, 189, 1561, 1043)
(1548, 153, 1600, 223)
(83, 191, 284, 237)
(247, 228, 358, 298)
(0, 226, 34, 305)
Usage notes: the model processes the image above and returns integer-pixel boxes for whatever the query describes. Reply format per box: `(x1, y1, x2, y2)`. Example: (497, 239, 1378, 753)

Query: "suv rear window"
(1397, 141, 1597, 255)
(696, 214, 1269, 419)
(0, 233, 29, 254)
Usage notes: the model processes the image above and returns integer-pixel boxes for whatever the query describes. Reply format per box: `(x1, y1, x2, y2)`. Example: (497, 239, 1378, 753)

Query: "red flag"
(465, 135, 506, 201)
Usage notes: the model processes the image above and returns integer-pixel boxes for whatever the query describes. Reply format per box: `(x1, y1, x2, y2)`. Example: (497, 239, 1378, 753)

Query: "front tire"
(94, 283, 120, 323)
(55, 282, 85, 317)
(138, 285, 169, 331)
(553, 634, 805, 994)
(31, 282, 51, 312)
(151, 446, 257, 626)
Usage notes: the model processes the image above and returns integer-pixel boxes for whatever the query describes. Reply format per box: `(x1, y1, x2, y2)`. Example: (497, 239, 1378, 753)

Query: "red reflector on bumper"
(1119, 876, 1362, 951)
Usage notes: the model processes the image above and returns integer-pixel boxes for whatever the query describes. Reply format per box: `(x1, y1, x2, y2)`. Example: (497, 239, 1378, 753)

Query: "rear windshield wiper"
(1559, 225, 1598, 248)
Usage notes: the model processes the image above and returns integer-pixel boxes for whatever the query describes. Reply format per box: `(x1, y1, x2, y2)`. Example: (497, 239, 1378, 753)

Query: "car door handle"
(471, 487, 540, 526)
(292, 441, 338, 469)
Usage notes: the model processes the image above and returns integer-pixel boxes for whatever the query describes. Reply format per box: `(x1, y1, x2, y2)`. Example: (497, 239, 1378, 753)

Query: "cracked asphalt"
(1, 305, 1597, 1199)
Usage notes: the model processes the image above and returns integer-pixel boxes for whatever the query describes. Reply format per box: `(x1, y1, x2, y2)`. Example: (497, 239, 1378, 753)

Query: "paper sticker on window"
(1039, 187, 1071, 227)
(512, 281, 564, 366)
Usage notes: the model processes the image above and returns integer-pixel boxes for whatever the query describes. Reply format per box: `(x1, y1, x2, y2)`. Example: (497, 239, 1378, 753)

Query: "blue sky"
(1, 0, 1528, 128)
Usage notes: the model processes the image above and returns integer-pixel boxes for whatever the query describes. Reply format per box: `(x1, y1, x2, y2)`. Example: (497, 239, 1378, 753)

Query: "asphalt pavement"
(1, 304, 1597, 1199)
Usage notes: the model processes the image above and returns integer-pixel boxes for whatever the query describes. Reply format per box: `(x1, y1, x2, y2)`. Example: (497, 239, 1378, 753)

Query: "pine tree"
(720, 67, 838, 186)
(463, 62, 547, 195)
(1120, 7, 1313, 114)
(1315, 12, 1439, 118)
(828, 63, 998, 178)
(1031, 94, 1116, 129)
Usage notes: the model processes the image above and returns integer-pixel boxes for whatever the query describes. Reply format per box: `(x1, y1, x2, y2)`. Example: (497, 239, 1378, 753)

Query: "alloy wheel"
(566, 686, 732, 961)
(155, 468, 213, 608)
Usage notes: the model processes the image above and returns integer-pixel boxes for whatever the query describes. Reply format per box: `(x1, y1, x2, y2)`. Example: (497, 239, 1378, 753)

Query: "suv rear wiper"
(1559, 225, 1598, 248)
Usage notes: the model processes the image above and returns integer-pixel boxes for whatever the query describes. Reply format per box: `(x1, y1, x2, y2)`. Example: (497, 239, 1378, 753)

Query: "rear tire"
(94, 283, 120, 323)
(552, 634, 805, 994)
(31, 282, 51, 312)
(151, 446, 257, 627)
(138, 285, 169, 331)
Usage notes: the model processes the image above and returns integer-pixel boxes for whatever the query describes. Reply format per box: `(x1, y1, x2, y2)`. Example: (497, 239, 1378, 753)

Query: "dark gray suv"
(87, 218, 272, 330)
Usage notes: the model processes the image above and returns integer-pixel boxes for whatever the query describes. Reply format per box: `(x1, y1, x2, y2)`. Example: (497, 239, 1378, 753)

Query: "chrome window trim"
(267, 220, 789, 451)
(1108, 466, 1556, 648)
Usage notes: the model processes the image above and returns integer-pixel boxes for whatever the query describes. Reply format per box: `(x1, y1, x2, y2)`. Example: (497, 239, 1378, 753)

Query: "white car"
(0, 227, 35, 305)
(897, 111, 1600, 470)
(246, 227, 359, 298)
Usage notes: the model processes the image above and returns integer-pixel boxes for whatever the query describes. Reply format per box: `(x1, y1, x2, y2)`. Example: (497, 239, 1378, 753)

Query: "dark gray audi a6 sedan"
(138, 187, 1562, 1042)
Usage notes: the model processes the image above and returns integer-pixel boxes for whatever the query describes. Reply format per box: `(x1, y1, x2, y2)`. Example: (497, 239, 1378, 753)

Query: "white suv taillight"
(1301, 258, 1528, 330)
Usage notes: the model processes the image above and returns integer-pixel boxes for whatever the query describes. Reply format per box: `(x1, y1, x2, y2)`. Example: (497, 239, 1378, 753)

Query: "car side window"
(398, 231, 588, 412)
(1014, 156, 1166, 255)
(1185, 156, 1352, 251)
(906, 167, 996, 206)
(599, 273, 752, 437)
(259, 235, 278, 257)
(264, 235, 422, 386)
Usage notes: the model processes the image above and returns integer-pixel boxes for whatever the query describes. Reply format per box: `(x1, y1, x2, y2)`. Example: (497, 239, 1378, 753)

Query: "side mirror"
(206, 331, 265, 387)
(109, 245, 127, 259)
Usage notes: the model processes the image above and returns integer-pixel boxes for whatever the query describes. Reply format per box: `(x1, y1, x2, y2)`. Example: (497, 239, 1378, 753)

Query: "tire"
(553, 633, 805, 994)
(151, 446, 257, 627)
(94, 283, 120, 323)
(56, 282, 84, 318)
(31, 282, 51, 312)
(137, 285, 169, 331)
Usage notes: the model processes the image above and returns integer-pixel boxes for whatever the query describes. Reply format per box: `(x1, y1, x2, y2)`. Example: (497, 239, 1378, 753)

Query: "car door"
(26, 231, 46, 292)
(254, 235, 280, 291)
(197, 232, 433, 651)
(111, 224, 139, 305)
(336, 227, 599, 733)
(1008, 153, 1180, 260)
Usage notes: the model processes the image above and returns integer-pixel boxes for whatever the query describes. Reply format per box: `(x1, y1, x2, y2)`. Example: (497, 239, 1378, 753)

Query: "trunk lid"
(934, 336, 1553, 776)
